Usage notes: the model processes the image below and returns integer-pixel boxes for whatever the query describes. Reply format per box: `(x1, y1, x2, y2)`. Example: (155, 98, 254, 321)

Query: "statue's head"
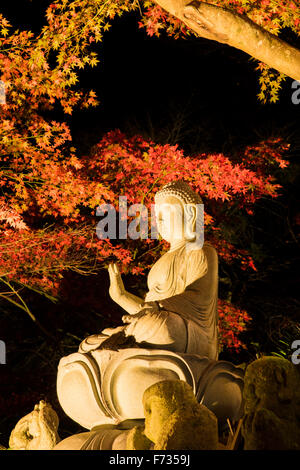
(154, 181, 203, 247)
(243, 357, 300, 418)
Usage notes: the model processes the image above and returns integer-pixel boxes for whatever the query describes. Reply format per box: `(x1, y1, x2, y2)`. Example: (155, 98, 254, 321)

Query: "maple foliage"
(0, 1, 291, 351)
(218, 299, 251, 351)
(1, 0, 299, 106)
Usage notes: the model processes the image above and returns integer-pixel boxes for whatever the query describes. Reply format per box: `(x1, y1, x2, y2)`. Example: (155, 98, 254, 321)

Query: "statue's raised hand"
(108, 263, 125, 302)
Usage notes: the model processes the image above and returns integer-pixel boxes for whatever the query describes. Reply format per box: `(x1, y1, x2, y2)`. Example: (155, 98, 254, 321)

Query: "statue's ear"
(184, 204, 197, 240)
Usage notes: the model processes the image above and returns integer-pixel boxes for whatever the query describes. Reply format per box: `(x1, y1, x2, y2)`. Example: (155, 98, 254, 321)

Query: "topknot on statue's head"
(155, 180, 203, 206)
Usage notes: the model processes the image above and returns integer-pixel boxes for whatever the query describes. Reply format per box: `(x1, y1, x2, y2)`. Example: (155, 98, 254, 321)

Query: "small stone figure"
(242, 356, 300, 450)
(9, 400, 60, 450)
(127, 380, 219, 450)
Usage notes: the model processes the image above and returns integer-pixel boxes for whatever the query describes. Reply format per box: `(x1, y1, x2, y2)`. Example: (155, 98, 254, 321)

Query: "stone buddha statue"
(80, 180, 219, 360)
(56, 181, 244, 443)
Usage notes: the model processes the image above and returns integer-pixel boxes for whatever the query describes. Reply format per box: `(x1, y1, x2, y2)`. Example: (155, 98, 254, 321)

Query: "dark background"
(0, 0, 299, 446)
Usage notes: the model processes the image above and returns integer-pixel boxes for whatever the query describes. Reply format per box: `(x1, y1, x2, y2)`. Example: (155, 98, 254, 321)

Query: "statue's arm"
(108, 263, 145, 315)
(115, 291, 145, 315)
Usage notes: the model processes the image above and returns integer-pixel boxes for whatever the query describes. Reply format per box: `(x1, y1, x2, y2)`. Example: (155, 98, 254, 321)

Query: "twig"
(227, 418, 243, 450)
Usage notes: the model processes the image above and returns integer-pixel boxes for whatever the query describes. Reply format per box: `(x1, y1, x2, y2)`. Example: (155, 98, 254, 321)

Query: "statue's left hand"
(122, 302, 160, 324)
(122, 313, 141, 324)
(108, 263, 125, 302)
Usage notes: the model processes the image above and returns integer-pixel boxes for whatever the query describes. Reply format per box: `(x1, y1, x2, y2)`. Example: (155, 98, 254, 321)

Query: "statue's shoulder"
(202, 242, 218, 262)
(184, 243, 217, 262)
(184, 246, 208, 284)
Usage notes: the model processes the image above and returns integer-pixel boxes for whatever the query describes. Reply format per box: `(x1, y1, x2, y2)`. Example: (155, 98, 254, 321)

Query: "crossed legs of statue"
(78, 309, 213, 356)
(78, 327, 132, 353)
(78, 312, 187, 353)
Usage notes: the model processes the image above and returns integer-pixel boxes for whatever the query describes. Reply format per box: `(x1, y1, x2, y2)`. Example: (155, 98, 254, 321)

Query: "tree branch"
(152, 0, 300, 81)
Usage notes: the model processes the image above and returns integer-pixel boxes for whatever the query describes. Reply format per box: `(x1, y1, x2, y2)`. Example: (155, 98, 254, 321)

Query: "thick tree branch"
(152, 0, 300, 81)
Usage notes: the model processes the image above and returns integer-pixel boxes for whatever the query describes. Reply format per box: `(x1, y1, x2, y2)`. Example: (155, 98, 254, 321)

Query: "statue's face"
(244, 358, 299, 418)
(155, 196, 185, 243)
